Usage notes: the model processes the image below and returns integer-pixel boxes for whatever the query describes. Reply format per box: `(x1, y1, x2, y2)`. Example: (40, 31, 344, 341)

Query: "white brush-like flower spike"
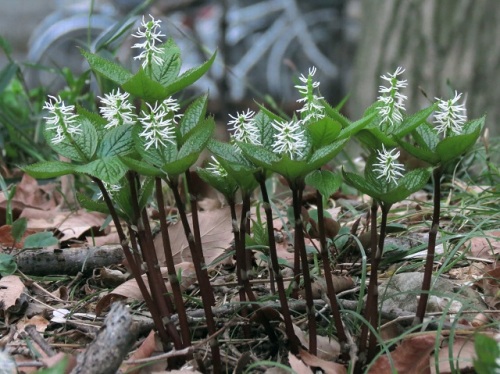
(138, 98, 180, 150)
(99, 89, 136, 129)
(272, 119, 307, 160)
(434, 91, 467, 136)
(97, 181, 122, 199)
(373, 145, 405, 185)
(132, 14, 165, 68)
(377, 66, 407, 132)
(228, 109, 261, 146)
(295, 66, 325, 123)
(206, 156, 228, 177)
(43, 95, 81, 144)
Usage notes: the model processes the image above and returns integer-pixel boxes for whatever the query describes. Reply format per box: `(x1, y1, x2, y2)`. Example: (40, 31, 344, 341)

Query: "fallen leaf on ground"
(299, 348, 346, 374)
(368, 334, 438, 374)
(123, 330, 164, 374)
(430, 336, 476, 374)
(16, 315, 50, 334)
(155, 207, 237, 266)
(96, 263, 196, 314)
(289, 352, 314, 374)
(0, 275, 27, 313)
(475, 265, 500, 308)
(293, 325, 340, 360)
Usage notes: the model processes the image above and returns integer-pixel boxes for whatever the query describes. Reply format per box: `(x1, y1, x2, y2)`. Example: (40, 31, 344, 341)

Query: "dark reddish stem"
(316, 190, 348, 352)
(292, 184, 316, 355)
(258, 175, 300, 354)
(414, 167, 442, 325)
(155, 177, 191, 347)
(169, 173, 220, 372)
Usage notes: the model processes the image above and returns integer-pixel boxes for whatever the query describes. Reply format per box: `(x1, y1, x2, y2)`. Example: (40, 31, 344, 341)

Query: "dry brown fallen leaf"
(289, 352, 314, 374)
(0, 275, 27, 314)
(475, 265, 500, 308)
(155, 206, 237, 266)
(299, 348, 346, 374)
(292, 325, 340, 361)
(123, 330, 165, 374)
(16, 315, 50, 335)
(368, 333, 438, 374)
(465, 231, 500, 260)
(22, 208, 107, 242)
(0, 225, 39, 249)
(96, 262, 196, 315)
(430, 336, 476, 374)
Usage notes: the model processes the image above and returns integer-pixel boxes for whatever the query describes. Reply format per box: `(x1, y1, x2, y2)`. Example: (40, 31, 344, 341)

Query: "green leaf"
(77, 192, 110, 215)
(97, 124, 134, 158)
(307, 139, 348, 170)
(177, 118, 214, 159)
(218, 159, 258, 193)
(197, 168, 238, 199)
(338, 112, 377, 140)
(76, 105, 107, 135)
(356, 127, 397, 149)
(415, 123, 440, 151)
(321, 99, 351, 128)
(44, 118, 98, 162)
(122, 68, 168, 102)
(208, 139, 251, 166)
(163, 51, 217, 96)
(379, 168, 431, 205)
(305, 170, 342, 199)
(342, 169, 381, 199)
(237, 142, 280, 170)
(23, 161, 74, 179)
(397, 139, 439, 165)
(395, 104, 436, 137)
(120, 156, 163, 177)
(436, 128, 482, 164)
(179, 93, 208, 139)
(0, 62, 18, 94)
(0, 253, 17, 276)
(23, 232, 59, 249)
(35, 356, 68, 374)
(12, 217, 27, 244)
(75, 157, 128, 184)
(152, 38, 182, 85)
(307, 117, 342, 149)
(474, 334, 500, 374)
(81, 49, 132, 85)
(253, 110, 276, 149)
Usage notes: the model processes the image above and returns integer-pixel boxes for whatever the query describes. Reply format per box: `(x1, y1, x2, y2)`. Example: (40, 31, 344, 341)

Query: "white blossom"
(373, 145, 405, 185)
(272, 119, 307, 160)
(138, 98, 181, 150)
(43, 95, 81, 144)
(132, 14, 165, 68)
(228, 110, 261, 146)
(206, 156, 227, 177)
(377, 66, 407, 131)
(295, 66, 325, 123)
(434, 91, 467, 136)
(98, 89, 136, 129)
(97, 181, 122, 200)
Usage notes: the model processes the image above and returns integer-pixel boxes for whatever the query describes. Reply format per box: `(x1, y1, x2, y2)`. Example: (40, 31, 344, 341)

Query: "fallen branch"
(15, 245, 124, 275)
(70, 302, 138, 374)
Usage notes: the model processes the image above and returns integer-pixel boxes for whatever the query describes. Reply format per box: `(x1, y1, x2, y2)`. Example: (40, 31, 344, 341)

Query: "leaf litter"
(0, 176, 499, 373)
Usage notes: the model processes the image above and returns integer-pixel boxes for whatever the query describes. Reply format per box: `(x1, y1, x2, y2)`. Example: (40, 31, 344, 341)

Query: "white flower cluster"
(295, 66, 325, 123)
(228, 110, 261, 146)
(139, 97, 182, 150)
(132, 14, 165, 69)
(98, 89, 136, 129)
(377, 66, 407, 131)
(206, 156, 228, 177)
(272, 119, 307, 160)
(43, 95, 81, 144)
(434, 91, 467, 136)
(373, 145, 405, 185)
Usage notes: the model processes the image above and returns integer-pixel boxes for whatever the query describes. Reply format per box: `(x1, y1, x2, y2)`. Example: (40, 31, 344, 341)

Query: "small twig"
(24, 325, 56, 357)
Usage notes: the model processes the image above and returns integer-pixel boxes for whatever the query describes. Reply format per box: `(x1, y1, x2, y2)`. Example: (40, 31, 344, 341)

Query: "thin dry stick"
(258, 176, 300, 354)
(155, 177, 191, 347)
(414, 167, 442, 325)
